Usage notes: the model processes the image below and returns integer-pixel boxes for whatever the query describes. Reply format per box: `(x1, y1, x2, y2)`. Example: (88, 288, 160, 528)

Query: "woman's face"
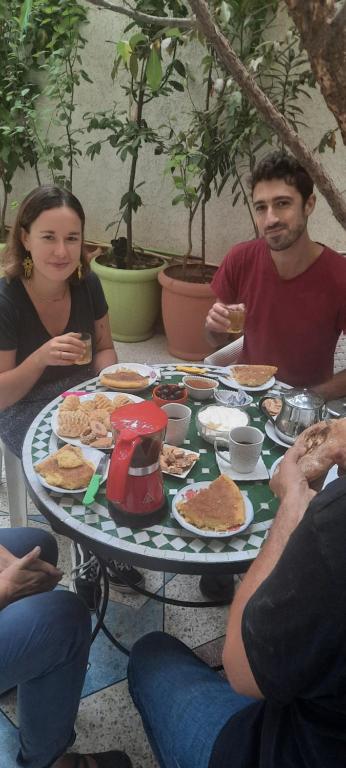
(21, 206, 82, 282)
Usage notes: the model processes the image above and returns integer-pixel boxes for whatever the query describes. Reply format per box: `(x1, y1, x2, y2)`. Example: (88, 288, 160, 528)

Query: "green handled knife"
(83, 454, 109, 506)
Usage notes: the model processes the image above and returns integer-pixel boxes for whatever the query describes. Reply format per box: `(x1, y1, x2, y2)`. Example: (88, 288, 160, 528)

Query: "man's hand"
(0, 546, 63, 608)
(270, 443, 316, 512)
(206, 301, 245, 335)
(0, 545, 16, 573)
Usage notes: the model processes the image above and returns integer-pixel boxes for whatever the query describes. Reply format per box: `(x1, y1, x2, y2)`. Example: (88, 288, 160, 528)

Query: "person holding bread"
(129, 426, 346, 768)
(0, 185, 144, 606)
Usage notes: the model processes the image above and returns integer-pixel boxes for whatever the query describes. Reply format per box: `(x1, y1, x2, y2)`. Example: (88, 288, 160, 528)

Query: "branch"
(188, 0, 346, 230)
(84, 0, 196, 29)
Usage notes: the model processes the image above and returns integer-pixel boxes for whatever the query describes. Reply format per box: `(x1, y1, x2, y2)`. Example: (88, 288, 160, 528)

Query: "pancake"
(176, 474, 245, 531)
(99, 369, 149, 390)
(35, 446, 95, 490)
(296, 419, 346, 482)
(231, 365, 277, 387)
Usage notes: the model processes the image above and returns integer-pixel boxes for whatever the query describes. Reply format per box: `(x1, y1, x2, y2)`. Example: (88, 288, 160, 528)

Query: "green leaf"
(170, 80, 184, 92)
(173, 60, 186, 78)
(220, 1, 231, 24)
(116, 40, 132, 66)
(129, 32, 148, 49)
(146, 46, 162, 92)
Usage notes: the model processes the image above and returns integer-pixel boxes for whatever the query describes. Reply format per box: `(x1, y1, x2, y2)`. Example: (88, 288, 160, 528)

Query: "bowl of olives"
(152, 383, 188, 407)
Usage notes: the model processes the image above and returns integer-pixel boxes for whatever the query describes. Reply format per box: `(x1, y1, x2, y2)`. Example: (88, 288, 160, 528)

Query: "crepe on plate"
(99, 369, 149, 390)
(296, 418, 346, 482)
(35, 445, 95, 490)
(231, 365, 277, 387)
(176, 474, 245, 531)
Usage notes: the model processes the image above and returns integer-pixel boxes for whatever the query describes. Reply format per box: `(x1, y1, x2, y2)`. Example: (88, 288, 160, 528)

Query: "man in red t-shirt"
(207, 151, 346, 398)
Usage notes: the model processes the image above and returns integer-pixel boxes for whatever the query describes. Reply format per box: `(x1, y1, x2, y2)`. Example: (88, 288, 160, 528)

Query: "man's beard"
(264, 219, 307, 251)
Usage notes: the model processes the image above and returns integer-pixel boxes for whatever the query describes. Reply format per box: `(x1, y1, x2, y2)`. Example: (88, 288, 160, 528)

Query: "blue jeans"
(128, 631, 255, 768)
(0, 528, 91, 768)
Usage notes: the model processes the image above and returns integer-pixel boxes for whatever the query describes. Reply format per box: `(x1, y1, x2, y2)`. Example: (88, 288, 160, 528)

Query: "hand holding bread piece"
(295, 418, 346, 482)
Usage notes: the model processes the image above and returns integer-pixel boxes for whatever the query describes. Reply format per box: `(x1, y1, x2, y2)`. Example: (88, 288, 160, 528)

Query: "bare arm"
(312, 369, 346, 401)
(222, 445, 315, 698)
(0, 334, 86, 410)
(92, 313, 117, 374)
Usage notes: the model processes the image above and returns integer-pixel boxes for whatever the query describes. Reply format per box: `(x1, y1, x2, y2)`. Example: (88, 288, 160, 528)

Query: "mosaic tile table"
(22, 365, 286, 577)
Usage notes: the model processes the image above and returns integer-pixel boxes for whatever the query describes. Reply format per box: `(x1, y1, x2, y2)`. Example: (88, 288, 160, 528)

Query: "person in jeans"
(128, 444, 346, 768)
(0, 526, 131, 768)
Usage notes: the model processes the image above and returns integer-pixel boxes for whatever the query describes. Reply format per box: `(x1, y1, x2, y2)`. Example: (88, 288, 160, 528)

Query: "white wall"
(9, 1, 345, 263)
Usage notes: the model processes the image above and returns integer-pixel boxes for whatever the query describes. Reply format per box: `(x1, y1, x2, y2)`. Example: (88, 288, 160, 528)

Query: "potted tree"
(84, 19, 187, 341)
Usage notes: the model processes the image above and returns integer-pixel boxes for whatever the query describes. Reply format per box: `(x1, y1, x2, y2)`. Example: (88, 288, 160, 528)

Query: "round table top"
(22, 364, 285, 575)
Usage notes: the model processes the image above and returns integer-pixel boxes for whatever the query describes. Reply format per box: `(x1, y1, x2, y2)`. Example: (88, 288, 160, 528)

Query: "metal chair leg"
(0, 440, 27, 527)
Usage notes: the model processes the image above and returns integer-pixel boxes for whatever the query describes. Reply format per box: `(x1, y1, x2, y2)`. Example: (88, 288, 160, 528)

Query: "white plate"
(52, 392, 143, 448)
(34, 446, 108, 494)
(98, 363, 157, 392)
(265, 420, 291, 448)
(269, 456, 339, 489)
(160, 445, 199, 480)
(172, 481, 254, 538)
(218, 365, 275, 392)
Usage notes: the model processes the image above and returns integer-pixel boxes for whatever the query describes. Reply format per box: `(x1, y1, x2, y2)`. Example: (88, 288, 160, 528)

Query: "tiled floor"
(0, 334, 230, 768)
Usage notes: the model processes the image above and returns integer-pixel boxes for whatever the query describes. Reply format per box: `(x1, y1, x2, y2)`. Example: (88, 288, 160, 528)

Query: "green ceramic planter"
(91, 256, 165, 342)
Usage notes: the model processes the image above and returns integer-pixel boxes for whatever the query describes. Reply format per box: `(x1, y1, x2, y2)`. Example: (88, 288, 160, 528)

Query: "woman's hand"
(0, 546, 63, 608)
(33, 332, 86, 368)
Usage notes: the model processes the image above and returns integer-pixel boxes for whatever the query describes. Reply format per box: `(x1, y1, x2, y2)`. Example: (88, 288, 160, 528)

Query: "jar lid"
(284, 388, 324, 409)
(325, 398, 346, 418)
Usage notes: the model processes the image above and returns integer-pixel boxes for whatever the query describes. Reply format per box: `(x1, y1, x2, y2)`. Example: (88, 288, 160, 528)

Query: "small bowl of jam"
(182, 375, 219, 401)
(152, 383, 188, 407)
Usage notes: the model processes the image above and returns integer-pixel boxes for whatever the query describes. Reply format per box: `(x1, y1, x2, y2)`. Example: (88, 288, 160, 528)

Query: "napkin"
(215, 451, 269, 481)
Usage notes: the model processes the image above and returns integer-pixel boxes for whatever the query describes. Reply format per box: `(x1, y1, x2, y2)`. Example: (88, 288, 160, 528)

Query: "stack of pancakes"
(35, 445, 95, 490)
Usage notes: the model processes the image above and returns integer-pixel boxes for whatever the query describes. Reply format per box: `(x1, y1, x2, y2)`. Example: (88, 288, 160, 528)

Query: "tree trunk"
(188, 0, 346, 230)
(284, 0, 346, 145)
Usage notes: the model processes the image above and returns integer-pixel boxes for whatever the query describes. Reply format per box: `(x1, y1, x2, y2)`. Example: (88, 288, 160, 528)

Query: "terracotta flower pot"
(159, 263, 217, 361)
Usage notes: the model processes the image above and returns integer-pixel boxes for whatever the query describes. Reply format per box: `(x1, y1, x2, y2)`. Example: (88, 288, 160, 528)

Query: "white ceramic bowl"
(196, 404, 249, 444)
(182, 375, 219, 401)
(214, 389, 253, 409)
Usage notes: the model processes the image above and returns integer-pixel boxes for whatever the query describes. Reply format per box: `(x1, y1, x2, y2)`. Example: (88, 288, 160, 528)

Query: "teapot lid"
(284, 388, 324, 409)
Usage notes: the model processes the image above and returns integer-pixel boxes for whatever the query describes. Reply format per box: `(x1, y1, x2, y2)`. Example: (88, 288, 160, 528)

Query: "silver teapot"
(259, 388, 325, 444)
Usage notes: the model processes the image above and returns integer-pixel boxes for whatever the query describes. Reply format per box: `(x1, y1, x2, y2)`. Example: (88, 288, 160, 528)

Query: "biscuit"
(59, 395, 80, 412)
(58, 409, 89, 438)
(92, 394, 114, 412)
(112, 394, 132, 409)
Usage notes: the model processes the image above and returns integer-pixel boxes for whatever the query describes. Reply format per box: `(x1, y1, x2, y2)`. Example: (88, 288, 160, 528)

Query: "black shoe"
(70, 543, 101, 612)
(199, 574, 235, 603)
(71, 750, 132, 767)
(107, 560, 145, 594)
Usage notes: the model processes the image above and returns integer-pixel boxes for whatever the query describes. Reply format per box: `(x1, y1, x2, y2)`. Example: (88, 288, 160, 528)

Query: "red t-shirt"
(211, 239, 346, 387)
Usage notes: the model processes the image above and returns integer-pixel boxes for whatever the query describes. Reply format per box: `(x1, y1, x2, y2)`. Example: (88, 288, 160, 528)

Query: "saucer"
(215, 451, 269, 481)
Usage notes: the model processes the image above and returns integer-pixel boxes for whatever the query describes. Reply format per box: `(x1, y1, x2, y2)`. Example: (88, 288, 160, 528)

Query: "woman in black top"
(0, 185, 116, 456)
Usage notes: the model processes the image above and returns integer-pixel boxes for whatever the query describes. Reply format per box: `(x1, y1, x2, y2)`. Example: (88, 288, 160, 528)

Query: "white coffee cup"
(214, 425, 264, 473)
(161, 403, 192, 446)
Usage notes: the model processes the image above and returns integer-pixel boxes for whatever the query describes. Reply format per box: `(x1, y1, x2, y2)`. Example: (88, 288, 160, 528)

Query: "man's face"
(252, 179, 315, 251)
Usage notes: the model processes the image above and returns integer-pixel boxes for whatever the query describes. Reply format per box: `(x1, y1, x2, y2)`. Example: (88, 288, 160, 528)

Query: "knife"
(82, 454, 109, 506)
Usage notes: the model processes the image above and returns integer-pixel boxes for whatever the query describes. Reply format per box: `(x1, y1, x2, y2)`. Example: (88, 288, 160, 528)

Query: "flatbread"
(176, 474, 245, 531)
(35, 445, 95, 490)
(296, 419, 346, 482)
(99, 370, 149, 390)
(231, 365, 277, 387)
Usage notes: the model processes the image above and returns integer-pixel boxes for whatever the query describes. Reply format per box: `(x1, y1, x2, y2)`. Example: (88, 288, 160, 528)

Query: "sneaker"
(199, 574, 235, 603)
(107, 560, 145, 594)
(70, 543, 101, 612)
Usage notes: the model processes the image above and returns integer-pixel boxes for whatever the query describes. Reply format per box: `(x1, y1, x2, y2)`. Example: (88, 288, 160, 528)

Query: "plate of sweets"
(219, 364, 277, 392)
(160, 444, 199, 479)
(98, 363, 157, 392)
(172, 475, 254, 538)
(52, 392, 143, 449)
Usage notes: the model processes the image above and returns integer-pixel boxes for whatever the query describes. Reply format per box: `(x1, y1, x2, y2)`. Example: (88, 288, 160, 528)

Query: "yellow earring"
(23, 252, 33, 279)
(77, 262, 83, 280)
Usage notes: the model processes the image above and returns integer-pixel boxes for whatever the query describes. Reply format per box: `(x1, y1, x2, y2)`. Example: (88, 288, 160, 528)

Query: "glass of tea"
(75, 332, 92, 365)
(227, 305, 246, 334)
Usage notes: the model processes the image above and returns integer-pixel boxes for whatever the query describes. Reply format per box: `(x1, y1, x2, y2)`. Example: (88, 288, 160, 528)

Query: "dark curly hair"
(2, 185, 90, 282)
(250, 151, 314, 204)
